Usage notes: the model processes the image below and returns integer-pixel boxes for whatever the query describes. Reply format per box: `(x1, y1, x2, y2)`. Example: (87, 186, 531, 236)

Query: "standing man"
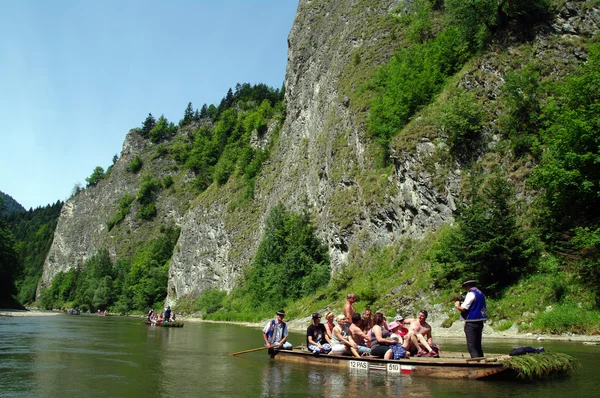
(163, 306, 171, 323)
(455, 279, 487, 358)
(263, 309, 293, 350)
(344, 293, 357, 323)
(306, 312, 331, 355)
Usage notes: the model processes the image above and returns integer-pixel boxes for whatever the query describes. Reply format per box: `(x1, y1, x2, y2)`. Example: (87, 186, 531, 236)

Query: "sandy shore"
(0, 309, 62, 317)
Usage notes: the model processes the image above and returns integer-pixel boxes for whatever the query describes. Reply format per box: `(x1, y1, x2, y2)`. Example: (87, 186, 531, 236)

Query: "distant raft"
(145, 321, 184, 328)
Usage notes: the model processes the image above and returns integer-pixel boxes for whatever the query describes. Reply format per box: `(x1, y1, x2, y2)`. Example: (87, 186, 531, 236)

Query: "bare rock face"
(39, 129, 189, 293)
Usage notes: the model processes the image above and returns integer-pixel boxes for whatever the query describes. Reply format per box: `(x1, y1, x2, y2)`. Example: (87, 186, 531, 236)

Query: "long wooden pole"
(229, 346, 269, 356)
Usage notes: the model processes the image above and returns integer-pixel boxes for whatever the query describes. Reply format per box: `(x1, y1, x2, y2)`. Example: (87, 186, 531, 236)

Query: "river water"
(0, 314, 598, 397)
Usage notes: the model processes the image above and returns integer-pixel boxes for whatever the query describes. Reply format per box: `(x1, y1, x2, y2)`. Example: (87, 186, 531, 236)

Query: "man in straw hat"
(455, 279, 487, 358)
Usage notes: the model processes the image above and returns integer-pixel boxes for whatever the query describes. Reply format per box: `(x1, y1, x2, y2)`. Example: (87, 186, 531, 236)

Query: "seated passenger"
(349, 313, 371, 355)
(369, 312, 397, 359)
(329, 314, 360, 357)
(388, 321, 411, 359)
(306, 312, 331, 355)
(324, 312, 335, 340)
(263, 309, 293, 350)
(404, 310, 439, 357)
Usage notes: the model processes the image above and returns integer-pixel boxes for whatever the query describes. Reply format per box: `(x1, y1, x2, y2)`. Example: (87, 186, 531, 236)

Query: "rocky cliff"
(40, 0, 600, 305)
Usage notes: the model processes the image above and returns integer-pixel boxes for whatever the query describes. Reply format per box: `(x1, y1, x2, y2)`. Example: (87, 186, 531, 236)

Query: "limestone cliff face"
(39, 129, 192, 291)
(41, 0, 600, 303)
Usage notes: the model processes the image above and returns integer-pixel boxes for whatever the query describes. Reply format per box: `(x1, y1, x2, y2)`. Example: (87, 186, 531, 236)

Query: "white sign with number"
(348, 360, 369, 371)
(387, 362, 401, 373)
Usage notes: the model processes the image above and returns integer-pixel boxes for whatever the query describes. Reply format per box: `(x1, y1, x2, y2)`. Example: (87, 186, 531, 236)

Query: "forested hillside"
(0, 191, 25, 215)
(5, 0, 600, 335)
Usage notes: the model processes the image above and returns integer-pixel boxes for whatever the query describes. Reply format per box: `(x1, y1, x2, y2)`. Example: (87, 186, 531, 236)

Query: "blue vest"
(465, 288, 487, 322)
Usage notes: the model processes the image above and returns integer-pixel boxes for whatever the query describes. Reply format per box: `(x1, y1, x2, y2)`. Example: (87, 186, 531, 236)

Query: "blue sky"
(0, 0, 298, 210)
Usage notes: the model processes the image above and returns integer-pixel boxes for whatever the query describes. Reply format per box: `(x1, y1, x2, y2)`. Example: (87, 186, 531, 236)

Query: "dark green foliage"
(5, 201, 62, 304)
(162, 175, 174, 189)
(140, 113, 156, 138)
(244, 204, 330, 311)
(149, 115, 177, 143)
(430, 172, 536, 296)
(136, 174, 161, 220)
(499, 64, 543, 157)
(438, 89, 484, 157)
(368, 27, 468, 152)
(85, 166, 105, 187)
(445, 0, 551, 51)
(571, 226, 600, 306)
(126, 226, 180, 309)
(106, 193, 134, 231)
(0, 191, 25, 214)
(181, 102, 195, 127)
(181, 85, 281, 196)
(196, 288, 227, 314)
(39, 227, 180, 312)
(530, 43, 600, 232)
(0, 202, 20, 301)
(504, 352, 578, 380)
(126, 155, 143, 173)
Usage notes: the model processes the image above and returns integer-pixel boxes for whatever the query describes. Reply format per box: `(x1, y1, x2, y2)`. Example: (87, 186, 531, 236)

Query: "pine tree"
(181, 102, 194, 126)
(141, 113, 156, 138)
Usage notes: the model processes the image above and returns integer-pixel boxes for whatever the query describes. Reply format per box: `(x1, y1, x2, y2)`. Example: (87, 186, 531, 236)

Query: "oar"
(229, 346, 269, 356)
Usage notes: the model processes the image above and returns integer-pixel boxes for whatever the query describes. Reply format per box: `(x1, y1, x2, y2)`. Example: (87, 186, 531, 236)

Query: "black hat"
(276, 309, 286, 316)
(312, 312, 320, 319)
(462, 279, 477, 286)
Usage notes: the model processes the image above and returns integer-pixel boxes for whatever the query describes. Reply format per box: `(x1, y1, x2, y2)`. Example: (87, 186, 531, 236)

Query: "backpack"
(510, 346, 544, 356)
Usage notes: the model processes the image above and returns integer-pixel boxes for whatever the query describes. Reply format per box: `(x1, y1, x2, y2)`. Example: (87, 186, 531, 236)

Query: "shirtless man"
(404, 310, 438, 357)
(349, 313, 371, 355)
(344, 293, 357, 323)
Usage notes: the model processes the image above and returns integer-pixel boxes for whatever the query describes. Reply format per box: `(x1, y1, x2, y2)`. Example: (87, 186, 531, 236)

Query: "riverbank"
(3, 308, 598, 344)
(0, 309, 61, 317)
(181, 315, 600, 344)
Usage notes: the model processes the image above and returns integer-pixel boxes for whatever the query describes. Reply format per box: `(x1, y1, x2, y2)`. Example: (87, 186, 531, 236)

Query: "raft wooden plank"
(271, 349, 507, 380)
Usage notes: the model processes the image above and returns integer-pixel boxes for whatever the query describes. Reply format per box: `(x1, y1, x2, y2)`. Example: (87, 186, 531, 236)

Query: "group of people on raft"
(262, 293, 441, 360)
(147, 306, 176, 324)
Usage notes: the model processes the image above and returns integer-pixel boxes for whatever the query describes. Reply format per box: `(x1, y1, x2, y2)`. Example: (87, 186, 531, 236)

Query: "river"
(0, 314, 598, 397)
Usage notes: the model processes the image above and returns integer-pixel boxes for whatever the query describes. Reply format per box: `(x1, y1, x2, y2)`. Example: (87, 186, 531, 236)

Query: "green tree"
(245, 204, 330, 310)
(430, 172, 536, 296)
(530, 42, 600, 232)
(140, 113, 156, 138)
(126, 156, 143, 173)
(181, 102, 194, 127)
(85, 166, 105, 187)
(0, 203, 20, 303)
(445, 0, 551, 50)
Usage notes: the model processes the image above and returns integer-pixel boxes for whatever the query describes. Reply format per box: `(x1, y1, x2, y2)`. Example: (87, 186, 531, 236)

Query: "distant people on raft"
(263, 309, 293, 350)
(306, 312, 331, 355)
(164, 306, 172, 323)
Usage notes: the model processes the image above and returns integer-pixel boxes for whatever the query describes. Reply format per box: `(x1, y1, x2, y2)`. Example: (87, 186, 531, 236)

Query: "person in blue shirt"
(455, 279, 487, 358)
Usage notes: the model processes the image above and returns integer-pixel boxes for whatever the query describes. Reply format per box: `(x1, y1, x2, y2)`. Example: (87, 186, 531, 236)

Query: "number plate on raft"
(348, 360, 369, 371)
